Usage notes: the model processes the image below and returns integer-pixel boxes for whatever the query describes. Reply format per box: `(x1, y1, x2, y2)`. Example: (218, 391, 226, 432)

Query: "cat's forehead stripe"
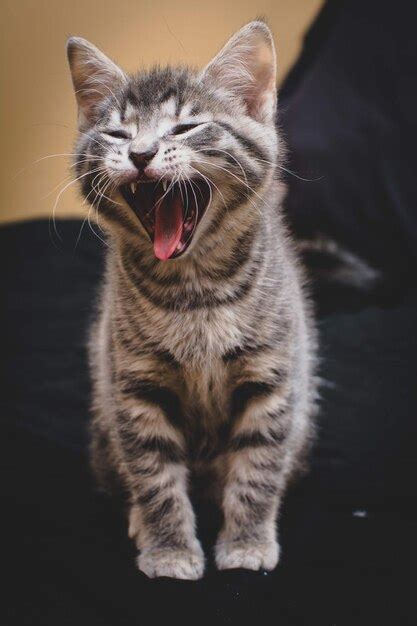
(109, 109, 121, 127)
(122, 92, 200, 124)
(160, 97, 177, 118)
(123, 101, 137, 124)
(159, 86, 177, 105)
(179, 103, 193, 119)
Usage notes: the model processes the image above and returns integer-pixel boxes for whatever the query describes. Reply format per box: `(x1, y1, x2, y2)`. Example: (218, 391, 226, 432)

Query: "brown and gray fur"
(67, 21, 318, 579)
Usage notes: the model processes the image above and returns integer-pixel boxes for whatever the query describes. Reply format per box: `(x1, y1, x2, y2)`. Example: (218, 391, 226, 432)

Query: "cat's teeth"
(130, 182, 137, 194)
(162, 181, 167, 192)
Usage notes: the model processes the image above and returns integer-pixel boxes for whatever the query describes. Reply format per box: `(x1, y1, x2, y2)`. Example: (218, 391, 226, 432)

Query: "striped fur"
(67, 21, 318, 580)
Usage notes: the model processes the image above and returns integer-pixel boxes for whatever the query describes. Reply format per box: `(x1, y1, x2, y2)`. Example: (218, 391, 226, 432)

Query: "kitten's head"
(67, 21, 278, 260)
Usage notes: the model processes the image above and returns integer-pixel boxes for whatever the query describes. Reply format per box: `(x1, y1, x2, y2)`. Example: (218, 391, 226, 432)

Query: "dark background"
(2, 1, 417, 624)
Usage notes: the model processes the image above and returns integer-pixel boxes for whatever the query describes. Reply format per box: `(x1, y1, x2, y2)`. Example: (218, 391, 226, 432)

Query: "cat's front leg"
(115, 379, 204, 580)
(215, 377, 294, 572)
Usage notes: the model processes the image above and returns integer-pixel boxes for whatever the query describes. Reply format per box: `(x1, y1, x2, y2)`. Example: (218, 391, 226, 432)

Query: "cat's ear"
(201, 21, 277, 123)
(66, 37, 127, 130)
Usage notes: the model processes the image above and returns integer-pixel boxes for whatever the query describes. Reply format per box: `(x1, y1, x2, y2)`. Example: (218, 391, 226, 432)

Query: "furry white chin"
(120, 178, 211, 260)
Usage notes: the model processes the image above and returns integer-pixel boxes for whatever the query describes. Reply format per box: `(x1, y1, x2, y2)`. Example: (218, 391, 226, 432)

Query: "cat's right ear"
(66, 37, 127, 131)
(200, 21, 277, 123)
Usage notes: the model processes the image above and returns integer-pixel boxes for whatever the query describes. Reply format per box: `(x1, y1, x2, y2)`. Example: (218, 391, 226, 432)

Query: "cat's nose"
(129, 144, 158, 170)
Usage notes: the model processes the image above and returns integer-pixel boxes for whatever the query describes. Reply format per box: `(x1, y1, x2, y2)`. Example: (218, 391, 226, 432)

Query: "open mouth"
(120, 179, 211, 261)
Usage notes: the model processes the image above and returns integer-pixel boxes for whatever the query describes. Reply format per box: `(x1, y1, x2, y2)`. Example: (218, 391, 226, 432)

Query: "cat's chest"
(147, 306, 245, 363)
(182, 359, 230, 413)
(180, 359, 232, 457)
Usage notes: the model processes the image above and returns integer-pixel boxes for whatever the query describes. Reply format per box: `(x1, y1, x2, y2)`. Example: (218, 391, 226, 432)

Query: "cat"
(66, 20, 318, 580)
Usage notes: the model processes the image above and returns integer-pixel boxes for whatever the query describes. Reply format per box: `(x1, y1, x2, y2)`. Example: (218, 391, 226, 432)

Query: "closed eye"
(104, 129, 131, 140)
(171, 123, 201, 136)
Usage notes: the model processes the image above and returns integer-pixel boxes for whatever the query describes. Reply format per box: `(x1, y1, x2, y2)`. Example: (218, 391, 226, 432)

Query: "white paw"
(138, 546, 205, 580)
(215, 539, 280, 571)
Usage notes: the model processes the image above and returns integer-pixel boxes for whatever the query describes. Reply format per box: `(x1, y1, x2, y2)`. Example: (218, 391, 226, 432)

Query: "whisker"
(70, 156, 107, 169)
(40, 174, 73, 200)
(177, 176, 186, 216)
(11, 153, 105, 181)
(146, 176, 177, 218)
(194, 160, 261, 218)
(180, 175, 190, 221)
(210, 118, 321, 182)
(84, 171, 105, 205)
(188, 165, 227, 210)
(75, 213, 89, 249)
(50, 166, 107, 241)
(186, 177, 201, 242)
(97, 177, 121, 232)
(88, 193, 110, 248)
(193, 148, 250, 188)
(94, 173, 123, 207)
(41, 157, 107, 201)
(89, 171, 109, 229)
(192, 158, 267, 213)
(89, 171, 110, 233)
(276, 164, 322, 182)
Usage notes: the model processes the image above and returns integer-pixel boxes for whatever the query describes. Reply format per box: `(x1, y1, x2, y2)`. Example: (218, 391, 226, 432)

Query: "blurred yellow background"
(0, 0, 322, 224)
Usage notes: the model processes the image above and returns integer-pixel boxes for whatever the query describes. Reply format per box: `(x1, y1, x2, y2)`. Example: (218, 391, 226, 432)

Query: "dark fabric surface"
(280, 0, 417, 289)
(2, 1, 417, 623)
(2, 221, 417, 626)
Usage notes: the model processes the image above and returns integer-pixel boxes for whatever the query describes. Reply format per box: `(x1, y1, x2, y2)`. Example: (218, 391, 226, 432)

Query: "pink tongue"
(153, 188, 184, 261)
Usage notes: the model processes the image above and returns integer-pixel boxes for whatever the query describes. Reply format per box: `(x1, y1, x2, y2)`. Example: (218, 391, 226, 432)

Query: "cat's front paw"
(138, 545, 205, 580)
(215, 538, 280, 572)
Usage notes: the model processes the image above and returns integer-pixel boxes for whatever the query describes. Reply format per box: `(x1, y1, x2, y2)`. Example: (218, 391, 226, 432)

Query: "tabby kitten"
(67, 21, 318, 580)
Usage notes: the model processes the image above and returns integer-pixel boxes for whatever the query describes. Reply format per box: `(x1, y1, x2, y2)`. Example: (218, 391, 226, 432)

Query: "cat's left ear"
(67, 37, 127, 130)
(201, 21, 277, 123)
